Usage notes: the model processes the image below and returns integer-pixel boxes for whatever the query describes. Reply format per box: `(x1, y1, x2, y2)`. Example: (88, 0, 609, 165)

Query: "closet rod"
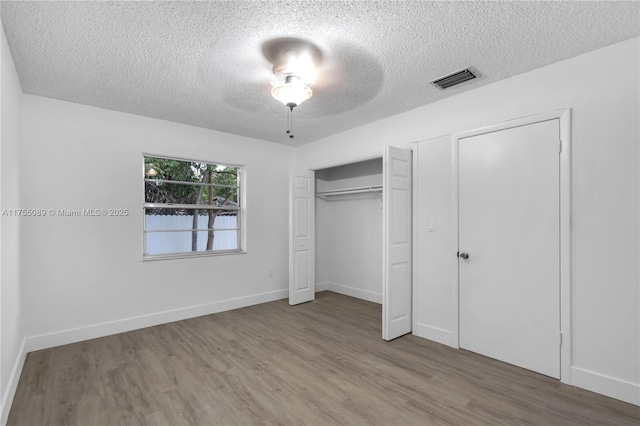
(316, 185, 382, 197)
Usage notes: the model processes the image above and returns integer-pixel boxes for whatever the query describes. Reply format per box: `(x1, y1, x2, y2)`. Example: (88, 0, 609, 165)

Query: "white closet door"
(458, 119, 560, 378)
(289, 169, 315, 305)
(383, 146, 412, 340)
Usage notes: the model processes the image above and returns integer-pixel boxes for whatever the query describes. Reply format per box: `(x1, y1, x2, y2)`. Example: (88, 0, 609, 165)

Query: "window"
(143, 155, 243, 259)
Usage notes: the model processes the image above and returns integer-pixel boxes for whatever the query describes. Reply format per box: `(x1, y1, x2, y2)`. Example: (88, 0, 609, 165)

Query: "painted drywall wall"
(19, 95, 294, 349)
(412, 135, 453, 345)
(297, 37, 640, 404)
(316, 197, 382, 302)
(1, 27, 24, 422)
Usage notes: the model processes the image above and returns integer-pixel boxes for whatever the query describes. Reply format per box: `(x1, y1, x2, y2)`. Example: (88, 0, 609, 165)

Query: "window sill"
(143, 250, 246, 262)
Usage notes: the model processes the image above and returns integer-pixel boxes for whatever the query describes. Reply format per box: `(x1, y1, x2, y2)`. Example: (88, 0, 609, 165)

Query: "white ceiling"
(1, 1, 639, 147)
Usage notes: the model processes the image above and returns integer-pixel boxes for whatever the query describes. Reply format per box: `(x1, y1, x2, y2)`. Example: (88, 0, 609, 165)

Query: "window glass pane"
(145, 181, 198, 204)
(144, 230, 239, 255)
(145, 208, 238, 231)
(144, 157, 238, 202)
(145, 181, 238, 206)
(207, 185, 238, 204)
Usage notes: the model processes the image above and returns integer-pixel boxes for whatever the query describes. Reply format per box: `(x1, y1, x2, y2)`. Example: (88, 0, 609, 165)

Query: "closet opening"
(290, 146, 412, 340)
(314, 157, 384, 304)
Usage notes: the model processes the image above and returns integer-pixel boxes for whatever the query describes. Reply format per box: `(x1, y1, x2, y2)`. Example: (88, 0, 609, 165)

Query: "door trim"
(451, 109, 572, 384)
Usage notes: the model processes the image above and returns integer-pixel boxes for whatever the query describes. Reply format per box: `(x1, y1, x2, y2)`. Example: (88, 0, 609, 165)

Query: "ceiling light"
(281, 51, 317, 86)
(271, 75, 313, 109)
(265, 40, 322, 140)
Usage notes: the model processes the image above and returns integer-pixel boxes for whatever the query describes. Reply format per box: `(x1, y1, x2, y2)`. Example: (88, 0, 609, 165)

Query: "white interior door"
(289, 169, 315, 305)
(383, 146, 412, 341)
(458, 119, 560, 378)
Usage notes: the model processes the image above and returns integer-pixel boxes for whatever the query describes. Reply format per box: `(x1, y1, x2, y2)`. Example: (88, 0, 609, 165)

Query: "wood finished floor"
(8, 292, 640, 426)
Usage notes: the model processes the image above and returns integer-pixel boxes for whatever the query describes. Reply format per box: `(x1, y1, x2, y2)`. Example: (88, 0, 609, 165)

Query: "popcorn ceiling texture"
(1, 1, 638, 146)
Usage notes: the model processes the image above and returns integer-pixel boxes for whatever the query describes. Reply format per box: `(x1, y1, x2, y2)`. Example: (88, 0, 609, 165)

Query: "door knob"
(459, 251, 469, 259)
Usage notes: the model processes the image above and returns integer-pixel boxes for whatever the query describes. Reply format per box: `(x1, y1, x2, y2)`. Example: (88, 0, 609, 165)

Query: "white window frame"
(142, 154, 245, 261)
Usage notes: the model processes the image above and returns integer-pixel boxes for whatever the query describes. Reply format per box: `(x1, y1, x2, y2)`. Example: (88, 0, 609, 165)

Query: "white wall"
(298, 37, 640, 405)
(316, 197, 382, 302)
(1, 27, 24, 423)
(18, 95, 294, 349)
(412, 135, 453, 345)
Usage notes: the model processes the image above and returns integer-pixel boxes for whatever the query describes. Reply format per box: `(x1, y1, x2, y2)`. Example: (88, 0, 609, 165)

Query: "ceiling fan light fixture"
(264, 39, 322, 138)
(273, 51, 318, 87)
(271, 75, 313, 109)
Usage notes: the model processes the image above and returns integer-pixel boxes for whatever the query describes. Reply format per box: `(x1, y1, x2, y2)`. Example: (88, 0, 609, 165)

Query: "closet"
(289, 147, 412, 340)
(315, 158, 383, 305)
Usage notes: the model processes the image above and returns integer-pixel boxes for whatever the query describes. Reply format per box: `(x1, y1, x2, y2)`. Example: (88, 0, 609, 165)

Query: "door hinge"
(559, 140, 562, 153)
(559, 332, 563, 346)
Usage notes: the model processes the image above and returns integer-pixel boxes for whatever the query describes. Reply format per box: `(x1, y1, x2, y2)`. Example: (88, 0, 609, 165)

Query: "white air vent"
(430, 68, 478, 89)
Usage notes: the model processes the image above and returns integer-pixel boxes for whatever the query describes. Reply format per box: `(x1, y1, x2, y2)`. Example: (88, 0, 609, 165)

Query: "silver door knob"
(459, 251, 469, 259)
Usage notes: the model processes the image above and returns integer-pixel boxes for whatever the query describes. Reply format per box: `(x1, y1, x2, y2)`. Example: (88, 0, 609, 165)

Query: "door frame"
(303, 147, 414, 341)
(451, 109, 572, 384)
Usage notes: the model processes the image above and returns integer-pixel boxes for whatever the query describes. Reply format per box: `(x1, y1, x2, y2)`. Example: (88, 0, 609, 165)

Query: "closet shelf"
(316, 185, 382, 200)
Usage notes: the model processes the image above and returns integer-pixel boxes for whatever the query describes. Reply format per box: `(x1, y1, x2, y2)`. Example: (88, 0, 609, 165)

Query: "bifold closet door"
(289, 169, 315, 305)
(458, 119, 560, 378)
(383, 146, 412, 341)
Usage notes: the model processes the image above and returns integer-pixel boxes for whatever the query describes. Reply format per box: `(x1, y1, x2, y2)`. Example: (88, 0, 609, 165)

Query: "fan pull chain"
(286, 106, 294, 139)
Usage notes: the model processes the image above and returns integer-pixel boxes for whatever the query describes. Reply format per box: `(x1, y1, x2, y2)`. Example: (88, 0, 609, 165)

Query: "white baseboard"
(571, 366, 640, 406)
(1, 338, 27, 426)
(324, 282, 381, 304)
(315, 282, 330, 292)
(412, 322, 453, 347)
(24, 289, 288, 353)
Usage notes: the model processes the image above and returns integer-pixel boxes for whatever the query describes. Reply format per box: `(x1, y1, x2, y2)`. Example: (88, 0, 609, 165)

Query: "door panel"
(458, 119, 560, 378)
(390, 263, 410, 320)
(383, 146, 412, 340)
(293, 251, 310, 291)
(289, 170, 315, 305)
(293, 197, 309, 237)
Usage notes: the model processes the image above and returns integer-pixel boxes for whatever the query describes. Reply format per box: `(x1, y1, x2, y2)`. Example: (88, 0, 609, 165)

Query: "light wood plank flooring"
(8, 291, 640, 425)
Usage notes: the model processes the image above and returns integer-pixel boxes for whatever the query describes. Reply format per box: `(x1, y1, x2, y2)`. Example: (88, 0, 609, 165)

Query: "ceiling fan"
(263, 38, 323, 138)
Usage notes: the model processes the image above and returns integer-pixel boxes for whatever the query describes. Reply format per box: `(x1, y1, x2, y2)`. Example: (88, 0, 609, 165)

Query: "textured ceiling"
(1, 1, 639, 147)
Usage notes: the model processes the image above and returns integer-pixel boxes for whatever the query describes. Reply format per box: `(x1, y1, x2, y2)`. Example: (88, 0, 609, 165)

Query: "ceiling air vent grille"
(430, 68, 477, 89)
